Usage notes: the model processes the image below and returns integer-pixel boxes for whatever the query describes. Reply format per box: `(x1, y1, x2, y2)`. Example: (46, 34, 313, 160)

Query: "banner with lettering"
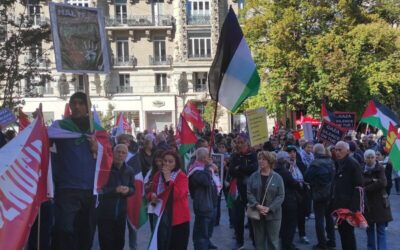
(0, 112, 49, 250)
(333, 112, 357, 130)
(49, 3, 110, 73)
(317, 120, 347, 145)
(0, 108, 17, 128)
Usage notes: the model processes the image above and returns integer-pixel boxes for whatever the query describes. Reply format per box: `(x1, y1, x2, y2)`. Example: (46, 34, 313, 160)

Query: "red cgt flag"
(0, 110, 49, 250)
(182, 101, 205, 130)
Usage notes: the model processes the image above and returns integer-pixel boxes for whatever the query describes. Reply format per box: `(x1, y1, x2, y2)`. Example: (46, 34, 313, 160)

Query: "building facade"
(8, 0, 243, 133)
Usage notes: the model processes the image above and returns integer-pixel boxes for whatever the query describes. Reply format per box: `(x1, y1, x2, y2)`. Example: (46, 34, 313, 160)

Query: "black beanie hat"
(69, 92, 88, 108)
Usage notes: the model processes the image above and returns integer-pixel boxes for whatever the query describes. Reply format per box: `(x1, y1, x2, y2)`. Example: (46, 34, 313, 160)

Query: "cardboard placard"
(245, 108, 268, 146)
(49, 3, 110, 73)
(333, 112, 356, 130)
(317, 120, 347, 145)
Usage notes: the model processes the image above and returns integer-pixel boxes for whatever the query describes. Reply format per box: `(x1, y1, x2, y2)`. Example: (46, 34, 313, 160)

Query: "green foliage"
(202, 100, 224, 127)
(0, 2, 51, 108)
(99, 103, 115, 131)
(242, 0, 400, 116)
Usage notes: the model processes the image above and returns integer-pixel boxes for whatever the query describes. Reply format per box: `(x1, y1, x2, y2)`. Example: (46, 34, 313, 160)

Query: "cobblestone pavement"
(92, 194, 400, 250)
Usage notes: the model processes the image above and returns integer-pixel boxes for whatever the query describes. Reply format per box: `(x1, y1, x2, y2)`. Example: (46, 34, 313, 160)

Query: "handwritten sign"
(49, 3, 110, 73)
(245, 108, 268, 146)
(334, 112, 356, 130)
(317, 120, 347, 145)
(0, 108, 16, 128)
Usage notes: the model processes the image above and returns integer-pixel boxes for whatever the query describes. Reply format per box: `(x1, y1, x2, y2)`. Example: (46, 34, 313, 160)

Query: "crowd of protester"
(1, 92, 395, 250)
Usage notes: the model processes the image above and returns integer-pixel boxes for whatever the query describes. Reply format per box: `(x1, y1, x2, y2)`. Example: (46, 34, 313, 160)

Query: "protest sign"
(0, 108, 16, 128)
(49, 3, 110, 73)
(211, 153, 224, 184)
(245, 108, 268, 146)
(318, 120, 347, 145)
(303, 122, 314, 141)
(334, 112, 356, 130)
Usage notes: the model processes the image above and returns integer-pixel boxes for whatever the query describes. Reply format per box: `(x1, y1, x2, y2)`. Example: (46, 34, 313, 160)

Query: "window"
(117, 39, 129, 62)
(115, 0, 127, 24)
(187, 0, 210, 16)
(29, 44, 42, 64)
(153, 38, 166, 62)
(77, 75, 85, 91)
(0, 25, 7, 42)
(66, 0, 89, 7)
(27, 1, 41, 26)
(188, 31, 211, 58)
(193, 72, 208, 92)
(155, 73, 168, 92)
(118, 74, 131, 93)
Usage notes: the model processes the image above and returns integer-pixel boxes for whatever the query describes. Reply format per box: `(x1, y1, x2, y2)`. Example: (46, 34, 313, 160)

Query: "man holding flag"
(49, 92, 108, 250)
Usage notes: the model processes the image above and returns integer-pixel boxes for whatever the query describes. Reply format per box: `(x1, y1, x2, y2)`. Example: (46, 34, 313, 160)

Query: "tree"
(202, 100, 224, 129)
(98, 103, 115, 131)
(0, 1, 51, 108)
(242, 0, 400, 116)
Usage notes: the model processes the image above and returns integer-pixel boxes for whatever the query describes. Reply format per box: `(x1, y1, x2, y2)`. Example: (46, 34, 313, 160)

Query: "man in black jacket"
(305, 144, 335, 250)
(189, 147, 218, 250)
(97, 144, 135, 250)
(228, 134, 258, 250)
(332, 141, 363, 250)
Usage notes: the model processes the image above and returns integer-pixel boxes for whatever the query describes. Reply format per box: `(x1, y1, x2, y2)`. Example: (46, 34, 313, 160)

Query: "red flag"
(385, 122, 398, 153)
(292, 129, 304, 140)
(177, 115, 197, 155)
(18, 107, 31, 131)
(115, 112, 131, 133)
(273, 120, 280, 135)
(63, 103, 71, 118)
(182, 101, 205, 130)
(0, 110, 49, 249)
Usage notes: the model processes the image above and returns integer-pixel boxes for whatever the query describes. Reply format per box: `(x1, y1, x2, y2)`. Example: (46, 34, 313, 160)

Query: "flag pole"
(37, 206, 41, 250)
(209, 99, 219, 157)
(83, 73, 94, 133)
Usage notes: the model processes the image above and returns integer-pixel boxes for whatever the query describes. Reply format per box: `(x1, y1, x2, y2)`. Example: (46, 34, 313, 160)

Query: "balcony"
(112, 56, 137, 67)
(36, 86, 54, 95)
(188, 53, 212, 60)
(15, 15, 49, 28)
(193, 84, 207, 92)
(105, 15, 174, 28)
(154, 85, 170, 93)
(106, 85, 133, 94)
(187, 15, 210, 25)
(149, 55, 173, 66)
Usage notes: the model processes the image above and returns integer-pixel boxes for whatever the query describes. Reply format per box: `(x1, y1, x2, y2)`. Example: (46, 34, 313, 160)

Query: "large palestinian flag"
(208, 7, 260, 112)
(47, 118, 113, 194)
(176, 115, 197, 156)
(0, 111, 49, 250)
(127, 170, 148, 230)
(360, 99, 400, 135)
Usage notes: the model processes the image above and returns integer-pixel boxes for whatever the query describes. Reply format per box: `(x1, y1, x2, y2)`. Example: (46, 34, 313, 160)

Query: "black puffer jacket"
(97, 163, 135, 220)
(332, 155, 363, 212)
(305, 154, 335, 201)
(228, 150, 258, 204)
(275, 162, 301, 211)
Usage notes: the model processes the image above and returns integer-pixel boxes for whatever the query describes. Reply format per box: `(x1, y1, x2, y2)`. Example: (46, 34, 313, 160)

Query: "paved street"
(92, 194, 400, 250)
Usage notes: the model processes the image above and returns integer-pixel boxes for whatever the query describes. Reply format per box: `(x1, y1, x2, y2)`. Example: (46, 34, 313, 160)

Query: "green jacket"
(247, 170, 285, 221)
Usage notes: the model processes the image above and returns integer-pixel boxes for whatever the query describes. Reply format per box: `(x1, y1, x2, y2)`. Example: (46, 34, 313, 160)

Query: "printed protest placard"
(0, 108, 16, 128)
(245, 108, 268, 146)
(211, 153, 224, 184)
(334, 112, 356, 130)
(49, 3, 110, 73)
(317, 120, 347, 145)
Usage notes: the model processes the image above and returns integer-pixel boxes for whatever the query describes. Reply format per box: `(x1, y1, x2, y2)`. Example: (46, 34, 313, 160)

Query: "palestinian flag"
(176, 115, 197, 156)
(148, 186, 174, 250)
(127, 171, 148, 230)
(321, 100, 335, 122)
(226, 178, 239, 208)
(48, 118, 113, 194)
(208, 7, 260, 112)
(360, 99, 400, 135)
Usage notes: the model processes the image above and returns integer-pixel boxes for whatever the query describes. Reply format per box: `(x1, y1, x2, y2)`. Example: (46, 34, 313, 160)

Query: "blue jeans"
(367, 223, 387, 250)
(193, 214, 213, 250)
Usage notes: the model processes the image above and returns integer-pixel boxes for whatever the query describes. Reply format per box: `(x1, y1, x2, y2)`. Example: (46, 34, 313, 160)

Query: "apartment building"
(7, 0, 242, 133)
